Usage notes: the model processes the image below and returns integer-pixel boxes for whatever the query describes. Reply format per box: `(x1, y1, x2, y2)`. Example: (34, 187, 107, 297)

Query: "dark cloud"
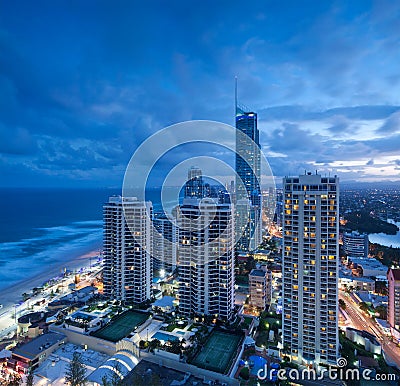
(376, 111, 400, 134)
(1, 1, 400, 186)
(0, 125, 38, 155)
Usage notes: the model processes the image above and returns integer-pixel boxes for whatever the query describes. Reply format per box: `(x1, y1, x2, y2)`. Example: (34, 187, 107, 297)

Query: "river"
(368, 220, 400, 248)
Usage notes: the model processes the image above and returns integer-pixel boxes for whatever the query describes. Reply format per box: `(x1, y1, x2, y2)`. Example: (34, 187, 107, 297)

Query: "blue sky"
(1, 0, 400, 187)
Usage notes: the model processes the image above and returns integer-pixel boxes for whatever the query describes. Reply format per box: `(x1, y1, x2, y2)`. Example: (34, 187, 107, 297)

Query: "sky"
(1, 0, 400, 188)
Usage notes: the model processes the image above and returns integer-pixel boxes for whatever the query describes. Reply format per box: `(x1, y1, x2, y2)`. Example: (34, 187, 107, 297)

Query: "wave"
(0, 221, 102, 254)
(0, 220, 103, 290)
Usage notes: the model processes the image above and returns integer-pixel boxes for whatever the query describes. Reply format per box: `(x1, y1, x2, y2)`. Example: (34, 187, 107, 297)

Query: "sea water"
(0, 187, 175, 291)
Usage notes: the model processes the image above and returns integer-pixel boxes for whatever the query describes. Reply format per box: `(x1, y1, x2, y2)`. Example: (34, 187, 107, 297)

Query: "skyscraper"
(235, 95, 262, 252)
(177, 197, 235, 321)
(153, 213, 178, 274)
(103, 196, 153, 303)
(184, 166, 206, 198)
(387, 268, 400, 342)
(282, 173, 339, 366)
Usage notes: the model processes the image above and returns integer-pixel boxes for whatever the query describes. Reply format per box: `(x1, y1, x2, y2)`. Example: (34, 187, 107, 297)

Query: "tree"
(359, 302, 369, 313)
(339, 299, 346, 310)
(25, 367, 34, 386)
(374, 305, 387, 320)
(65, 352, 87, 386)
(3, 373, 22, 386)
(148, 374, 162, 386)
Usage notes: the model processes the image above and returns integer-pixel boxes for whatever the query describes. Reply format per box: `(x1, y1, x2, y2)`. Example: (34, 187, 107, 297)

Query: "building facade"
(343, 231, 369, 258)
(235, 105, 262, 252)
(387, 268, 400, 341)
(249, 268, 272, 310)
(103, 196, 152, 303)
(177, 197, 235, 321)
(185, 166, 207, 198)
(282, 173, 339, 366)
(153, 213, 178, 275)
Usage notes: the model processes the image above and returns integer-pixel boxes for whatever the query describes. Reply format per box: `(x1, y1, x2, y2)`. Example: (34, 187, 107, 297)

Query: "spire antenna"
(235, 76, 238, 116)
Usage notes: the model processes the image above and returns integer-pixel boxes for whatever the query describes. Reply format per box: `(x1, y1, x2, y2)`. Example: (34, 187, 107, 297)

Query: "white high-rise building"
(177, 197, 235, 321)
(103, 196, 152, 303)
(282, 173, 339, 366)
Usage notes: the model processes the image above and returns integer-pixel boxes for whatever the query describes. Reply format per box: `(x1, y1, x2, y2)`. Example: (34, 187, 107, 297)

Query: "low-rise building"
(347, 257, 388, 277)
(152, 296, 175, 314)
(345, 328, 381, 355)
(339, 273, 375, 292)
(249, 268, 271, 310)
(9, 332, 67, 373)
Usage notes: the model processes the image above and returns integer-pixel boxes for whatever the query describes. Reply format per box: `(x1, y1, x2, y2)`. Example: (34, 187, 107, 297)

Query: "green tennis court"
(92, 310, 149, 342)
(191, 330, 242, 374)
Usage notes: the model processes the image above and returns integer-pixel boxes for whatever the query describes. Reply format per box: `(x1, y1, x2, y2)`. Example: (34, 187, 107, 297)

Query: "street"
(339, 290, 400, 369)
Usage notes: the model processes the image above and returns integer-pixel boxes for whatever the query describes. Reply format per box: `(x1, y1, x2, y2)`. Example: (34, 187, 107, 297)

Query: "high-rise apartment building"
(343, 231, 369, 258)
(177, 197, 235, 321)
(103, 196, 152, 303)
(153, 213, 178, 274)
(235, 102, 262, 252)
(249, 267, 272, 310)
(282, 173, 339, 366)
(235, 199, 262, 251)
(387, 268, 400, 341)
(185, 166, 206, 198)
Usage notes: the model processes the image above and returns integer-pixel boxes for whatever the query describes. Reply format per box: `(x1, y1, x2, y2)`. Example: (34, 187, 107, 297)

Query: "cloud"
(0, 125, 38, 155)
(376, 111, 400, 134)
(1, 1, 400, 186)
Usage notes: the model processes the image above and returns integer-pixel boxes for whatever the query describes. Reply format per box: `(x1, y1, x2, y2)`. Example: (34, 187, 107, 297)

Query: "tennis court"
(191, 330, 242, 374)
(92, 310, 149, 342)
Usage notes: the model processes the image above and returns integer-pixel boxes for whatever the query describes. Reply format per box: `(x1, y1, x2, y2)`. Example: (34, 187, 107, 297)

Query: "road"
(339, 290, 400, 369)
(0, 265, 102, 340)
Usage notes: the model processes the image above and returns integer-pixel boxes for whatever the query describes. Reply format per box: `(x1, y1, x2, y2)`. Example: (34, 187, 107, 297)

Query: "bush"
(239, 366, 250, 380)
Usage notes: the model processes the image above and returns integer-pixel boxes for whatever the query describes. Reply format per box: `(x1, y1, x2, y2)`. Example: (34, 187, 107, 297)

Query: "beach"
(0, 243, 101, 316)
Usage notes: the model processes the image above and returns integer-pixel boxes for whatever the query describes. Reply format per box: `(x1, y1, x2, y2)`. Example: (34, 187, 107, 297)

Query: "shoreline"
(0, 243, 102, 311)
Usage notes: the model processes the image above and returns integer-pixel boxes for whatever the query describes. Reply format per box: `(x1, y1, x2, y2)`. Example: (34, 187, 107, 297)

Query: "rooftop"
(152, 296, 175, 308)
(13, 332, 66, 360)
(388, 268, 400, 281)
(249, 269, 266, 278)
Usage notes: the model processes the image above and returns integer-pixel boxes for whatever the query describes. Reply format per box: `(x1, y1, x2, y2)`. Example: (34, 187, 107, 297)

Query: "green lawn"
(92, 310, 149, 342)
(191, 330, 242, 374)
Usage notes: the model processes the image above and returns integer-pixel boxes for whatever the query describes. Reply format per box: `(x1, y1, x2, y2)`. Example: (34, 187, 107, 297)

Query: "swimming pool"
(176, 330, 185, 335)
(248, 355, 268, 376)
(71, 312, 96, 321)
(152, 331, 179, 342)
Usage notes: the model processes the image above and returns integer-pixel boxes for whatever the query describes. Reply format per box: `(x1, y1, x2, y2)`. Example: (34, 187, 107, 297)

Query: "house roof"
(13, 332, 66, 360)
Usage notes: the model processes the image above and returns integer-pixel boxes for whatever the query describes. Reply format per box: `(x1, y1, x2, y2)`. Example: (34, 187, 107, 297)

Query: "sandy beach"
(0, 245, 101, 311)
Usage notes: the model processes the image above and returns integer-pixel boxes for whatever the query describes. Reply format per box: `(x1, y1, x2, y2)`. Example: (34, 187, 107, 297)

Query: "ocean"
(0, 187, 172, 291)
